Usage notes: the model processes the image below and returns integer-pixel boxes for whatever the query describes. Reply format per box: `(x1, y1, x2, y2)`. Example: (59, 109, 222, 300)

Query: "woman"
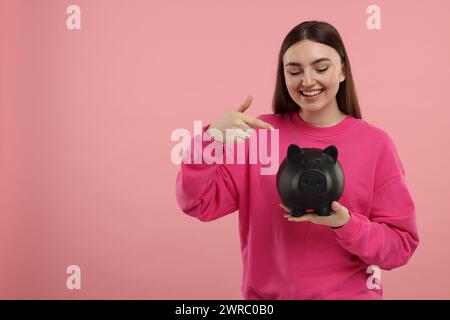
(175, 20, 419, 299)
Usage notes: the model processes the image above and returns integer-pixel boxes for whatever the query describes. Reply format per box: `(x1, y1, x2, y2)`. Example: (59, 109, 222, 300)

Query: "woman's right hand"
(207, 95, 274, 144)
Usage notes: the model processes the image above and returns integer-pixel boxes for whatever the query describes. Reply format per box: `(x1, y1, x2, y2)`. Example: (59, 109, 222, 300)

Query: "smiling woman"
(175, 20, 419, 300)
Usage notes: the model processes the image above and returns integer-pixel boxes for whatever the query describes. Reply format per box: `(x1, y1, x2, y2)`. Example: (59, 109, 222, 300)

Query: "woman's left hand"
(279, 201, 350, 228)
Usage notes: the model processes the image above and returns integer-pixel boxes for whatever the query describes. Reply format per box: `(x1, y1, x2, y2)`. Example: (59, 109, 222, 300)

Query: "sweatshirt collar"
(289, 111, 357, 137)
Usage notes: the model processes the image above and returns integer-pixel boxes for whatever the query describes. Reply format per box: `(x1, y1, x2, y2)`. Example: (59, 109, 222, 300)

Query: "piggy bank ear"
(287, 144, 303, 161)
(323, 145, 338, 163)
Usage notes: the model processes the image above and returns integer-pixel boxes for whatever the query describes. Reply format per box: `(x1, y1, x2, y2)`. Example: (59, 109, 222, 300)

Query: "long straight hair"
(272, 21, 362, 119)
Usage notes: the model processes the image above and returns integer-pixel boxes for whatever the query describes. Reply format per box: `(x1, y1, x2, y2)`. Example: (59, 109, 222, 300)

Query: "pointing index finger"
(240, 113, 274, 130)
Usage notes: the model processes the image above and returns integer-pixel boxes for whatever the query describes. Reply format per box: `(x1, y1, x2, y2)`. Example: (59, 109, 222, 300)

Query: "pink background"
(0, 0, 449, 299)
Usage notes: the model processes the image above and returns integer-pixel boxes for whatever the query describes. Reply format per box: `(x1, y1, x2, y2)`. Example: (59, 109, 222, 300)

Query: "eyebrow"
(284, 58, 332, 67)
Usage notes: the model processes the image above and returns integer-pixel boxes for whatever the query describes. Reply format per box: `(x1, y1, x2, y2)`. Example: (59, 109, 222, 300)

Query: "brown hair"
(272, 20, 362, 119)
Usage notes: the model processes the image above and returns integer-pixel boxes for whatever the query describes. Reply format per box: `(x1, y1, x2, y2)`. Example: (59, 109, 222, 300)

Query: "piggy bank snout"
(298, 169, 327, 195)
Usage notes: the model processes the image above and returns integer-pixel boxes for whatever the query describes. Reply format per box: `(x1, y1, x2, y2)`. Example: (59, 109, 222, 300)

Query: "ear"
(287, 144, 303, 161)
(323, 145, 338, 163)
(340, 62, 346, 83)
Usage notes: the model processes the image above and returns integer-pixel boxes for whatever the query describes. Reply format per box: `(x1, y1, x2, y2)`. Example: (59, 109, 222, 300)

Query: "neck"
(299, 99, 347, 127)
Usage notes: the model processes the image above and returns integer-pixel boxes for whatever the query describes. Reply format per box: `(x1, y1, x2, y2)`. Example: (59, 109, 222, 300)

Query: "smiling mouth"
(300, 89, 324, 97)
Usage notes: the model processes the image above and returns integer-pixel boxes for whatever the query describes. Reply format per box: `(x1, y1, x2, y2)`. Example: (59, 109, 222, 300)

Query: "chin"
(299, 104, 326, 113)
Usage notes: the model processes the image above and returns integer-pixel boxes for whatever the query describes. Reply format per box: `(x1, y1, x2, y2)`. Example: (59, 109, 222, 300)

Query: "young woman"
(175, 20, 419, 299)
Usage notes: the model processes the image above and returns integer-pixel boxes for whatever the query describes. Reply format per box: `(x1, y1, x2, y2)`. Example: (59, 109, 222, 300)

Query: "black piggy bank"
(276, 144, 345, 217)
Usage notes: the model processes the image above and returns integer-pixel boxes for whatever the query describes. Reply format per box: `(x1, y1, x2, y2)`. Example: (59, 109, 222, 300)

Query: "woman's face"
(283, 39, 346, 113)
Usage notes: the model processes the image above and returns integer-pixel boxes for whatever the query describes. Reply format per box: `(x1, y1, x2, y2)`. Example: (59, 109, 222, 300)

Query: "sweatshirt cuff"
(332, 210, 365, 240)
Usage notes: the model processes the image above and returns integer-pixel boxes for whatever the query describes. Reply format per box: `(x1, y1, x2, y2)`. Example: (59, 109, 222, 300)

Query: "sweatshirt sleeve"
(332, 133, 420, 270)
(175, 124, 242, 222)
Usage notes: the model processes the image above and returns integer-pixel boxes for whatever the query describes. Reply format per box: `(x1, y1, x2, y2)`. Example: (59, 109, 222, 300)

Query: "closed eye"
(288, 67, 329, 75)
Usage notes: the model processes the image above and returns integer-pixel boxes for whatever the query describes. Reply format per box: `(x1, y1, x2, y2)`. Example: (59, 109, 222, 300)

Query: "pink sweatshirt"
(175, 111, 419, 300)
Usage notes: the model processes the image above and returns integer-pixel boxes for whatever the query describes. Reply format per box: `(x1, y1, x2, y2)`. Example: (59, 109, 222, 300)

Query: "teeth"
(301, 89, 323, 96)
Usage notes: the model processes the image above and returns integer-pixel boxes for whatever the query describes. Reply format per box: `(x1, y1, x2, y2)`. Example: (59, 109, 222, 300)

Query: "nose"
(301, 70, 316, 87)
